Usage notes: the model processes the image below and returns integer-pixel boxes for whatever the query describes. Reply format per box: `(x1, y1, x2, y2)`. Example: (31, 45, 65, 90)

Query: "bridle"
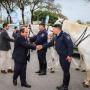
(58, 19, 90, 47)
(73, 27, 89, 47)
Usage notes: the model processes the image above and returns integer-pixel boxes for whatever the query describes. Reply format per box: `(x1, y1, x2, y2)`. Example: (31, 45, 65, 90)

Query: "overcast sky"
(55, 0, 90, 22)
(0, 0, 90, 23)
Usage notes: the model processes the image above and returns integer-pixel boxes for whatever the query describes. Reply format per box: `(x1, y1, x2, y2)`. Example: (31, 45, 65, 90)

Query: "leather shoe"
(38, 72, 46, 75)
(21, 83, 31, 88)
(13, 80, 17, 86)
(1, 70, 7, 74)
(57, 86, 68, 90)
(35, 70, 41, 73)
(8, 69, 13, 73)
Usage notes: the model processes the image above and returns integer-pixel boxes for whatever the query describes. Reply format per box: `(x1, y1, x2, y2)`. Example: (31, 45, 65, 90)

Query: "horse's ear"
(61, 19, 66, 25)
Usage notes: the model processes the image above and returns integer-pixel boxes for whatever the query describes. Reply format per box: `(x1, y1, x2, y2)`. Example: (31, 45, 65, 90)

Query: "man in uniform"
(37, 24, 73, 90)
(30, 23, 48, 75)
(12, 26, 20, 39)
(12, 27, 36, 88)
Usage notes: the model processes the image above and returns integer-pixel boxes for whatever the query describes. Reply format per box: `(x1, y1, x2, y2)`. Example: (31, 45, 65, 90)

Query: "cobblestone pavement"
(0, 50, 90, 90)
(0, 28, 90, 90)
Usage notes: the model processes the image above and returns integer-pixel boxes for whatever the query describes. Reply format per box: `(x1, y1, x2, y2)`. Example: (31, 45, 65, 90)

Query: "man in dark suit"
(0, 22, 14, 74)
(12, 27, 36, 88)
(37, 24, 73, 90)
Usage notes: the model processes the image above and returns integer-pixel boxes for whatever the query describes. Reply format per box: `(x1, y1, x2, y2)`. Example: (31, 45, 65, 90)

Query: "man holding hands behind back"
(12, 27, 36, 88)
(37, 24, 73, 90)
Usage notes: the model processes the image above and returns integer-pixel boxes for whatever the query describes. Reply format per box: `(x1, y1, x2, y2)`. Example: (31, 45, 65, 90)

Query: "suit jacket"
(0, 30, 14, 51)
(12, 36, 36, 64)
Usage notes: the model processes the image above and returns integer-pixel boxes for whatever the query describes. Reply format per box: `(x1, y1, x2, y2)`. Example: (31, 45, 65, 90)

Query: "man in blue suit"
(12, 27, 36, 88)
(37, 24, 73, 90)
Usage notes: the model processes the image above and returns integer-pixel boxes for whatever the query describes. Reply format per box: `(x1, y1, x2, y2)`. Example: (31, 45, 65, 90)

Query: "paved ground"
(0, 49, 90, 90)
(0, 27, 90, 90)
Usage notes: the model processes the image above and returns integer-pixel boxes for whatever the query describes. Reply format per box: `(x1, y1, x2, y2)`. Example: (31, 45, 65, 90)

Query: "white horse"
(47, 26, 59, 73)
(55, 19, 90, 87)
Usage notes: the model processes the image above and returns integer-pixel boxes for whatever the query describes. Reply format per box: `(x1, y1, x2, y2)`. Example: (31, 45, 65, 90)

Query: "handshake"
(36, 45, 43, 50)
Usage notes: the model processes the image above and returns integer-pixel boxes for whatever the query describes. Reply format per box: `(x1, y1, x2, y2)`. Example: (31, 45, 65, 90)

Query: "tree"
(0, 0, 62, 24)
(26, 0, 45, 24)
(14, 0, 62, 24)
(44, 0, 61, 14)
(76, 20, 84, 24)
(84, 0, 90, 3)
(15, 0, 44, 24)
(26, 0, 62, 24)
(86, 21, 90, 26)
(0, 0, 16, 23)
(33, 10, 58, 25)
(33, 10, 67, 25)
(86, 0, 90, 2)
(15, 0, 28, 25)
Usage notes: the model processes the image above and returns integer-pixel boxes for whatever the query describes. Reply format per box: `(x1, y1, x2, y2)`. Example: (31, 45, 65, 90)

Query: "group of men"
(0, 22, 73, 90)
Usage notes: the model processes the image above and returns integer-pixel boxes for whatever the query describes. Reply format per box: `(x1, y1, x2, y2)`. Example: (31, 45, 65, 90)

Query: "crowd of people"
(0, 22, 74, 90)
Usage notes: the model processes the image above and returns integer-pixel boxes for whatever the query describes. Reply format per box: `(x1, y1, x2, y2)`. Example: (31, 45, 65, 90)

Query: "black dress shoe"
(56, 86, 68, 90)
(1, 70, 7, 74)
(21, 83, 31, 88)
(38, 72, 46, 75)
(8, 69, 14, 73)
(13, 80, 17, 86)
(35, 70, 41, 73)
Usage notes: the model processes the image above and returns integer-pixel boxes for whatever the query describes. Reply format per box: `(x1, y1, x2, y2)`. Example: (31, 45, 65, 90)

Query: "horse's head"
(54, 18, 66, 25)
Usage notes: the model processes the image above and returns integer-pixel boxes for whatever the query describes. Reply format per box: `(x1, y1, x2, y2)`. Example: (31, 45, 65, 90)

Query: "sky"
(0, 0, 90, 23)
(55, 0, 90, 22)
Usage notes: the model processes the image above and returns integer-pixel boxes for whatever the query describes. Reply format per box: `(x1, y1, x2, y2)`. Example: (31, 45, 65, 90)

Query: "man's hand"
(66, 56, 72, 63)
(36, 45, 43, 50)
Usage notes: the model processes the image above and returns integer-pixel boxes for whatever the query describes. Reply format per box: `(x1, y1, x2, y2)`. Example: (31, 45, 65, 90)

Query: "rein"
(73, 27, 88, 47)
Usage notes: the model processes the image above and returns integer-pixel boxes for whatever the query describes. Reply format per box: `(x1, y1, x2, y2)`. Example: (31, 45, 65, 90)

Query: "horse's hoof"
(75, 68, 80, 71)
(81, 70, 86, 72)
(83, 83, 90, 88)
(82, 81, 85, 85)
(50, 70, 55, 73)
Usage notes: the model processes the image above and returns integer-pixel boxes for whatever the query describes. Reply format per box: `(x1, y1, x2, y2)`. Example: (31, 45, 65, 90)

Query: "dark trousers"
(59, 55, 70, 87)
(13, 61, 27, 85)
(37, 50, 47, 73)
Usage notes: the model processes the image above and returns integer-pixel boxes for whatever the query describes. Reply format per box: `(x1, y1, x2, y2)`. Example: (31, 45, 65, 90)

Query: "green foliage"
(86, 21, 90, 26)
(33, 10, 58, 25)
(76, 20, 84, 24)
